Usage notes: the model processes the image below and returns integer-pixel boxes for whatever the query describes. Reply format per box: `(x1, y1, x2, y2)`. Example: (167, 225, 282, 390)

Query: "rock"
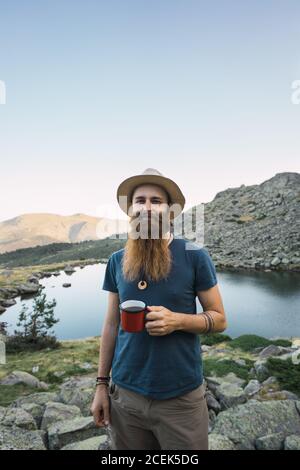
(208, 433, 236, 450)
(41, 402, 82, 431)
(281, 391, 300, 400)
(64, 265, 76, 274)
(255, 390, 299, 401)
(80, 362, 93, 370)
(212, 400, 300, 450)
(233, 359, 246, 366)
(57, 376, 95, 416)
(61, 376, 95, 389)
(42, 272, 55, 278)
(18, 403, 44, 428)
(255, 432, 285, 450)
(0, 299, 16, 308)
(47, 416, 104, 450)
(0, 371, 48, 389)
(62, 283, 71, 288)
(206, 373, 246, 393)
(11, 392, 60, 409)
(275, 348, 300, 361)
(243, 380, 261, 397)
(284, 434, 300, 450)
(271, 257, 281, 266)
(98, 433, 112, 450)
(201, 345, 212, 353)
(27, 276, 40, 284)
(259, 344, 294, 359)
(58, 388, 94, 417)
(0, 406, 37, 430)
(61, 435, 108, 450)
(262, 376, 279, 386)
(206, 373, 247, 409)
(214, 382, 247, 410)
(254, 361, 269, 381)
(0, 306, 6, 314)
(206, 391, 221, 413)
(0, 287, 19, 298)
(0, 425, 46, 450)
(17, 283, 40, 295)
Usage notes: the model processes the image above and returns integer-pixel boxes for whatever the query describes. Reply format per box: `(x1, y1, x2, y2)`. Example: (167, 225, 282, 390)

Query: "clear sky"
(0, 0, 299, 222)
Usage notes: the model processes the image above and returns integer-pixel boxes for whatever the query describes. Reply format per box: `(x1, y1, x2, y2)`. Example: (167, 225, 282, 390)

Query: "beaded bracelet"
(96, 376, 110, 387)
(96, 381, 109, 387)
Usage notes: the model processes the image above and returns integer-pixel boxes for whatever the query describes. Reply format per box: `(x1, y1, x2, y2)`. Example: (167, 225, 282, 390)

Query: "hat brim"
(116, 174, 185, 219)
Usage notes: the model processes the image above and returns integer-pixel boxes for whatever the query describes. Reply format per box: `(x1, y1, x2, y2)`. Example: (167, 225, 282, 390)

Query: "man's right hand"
(90, 385, 111, 427)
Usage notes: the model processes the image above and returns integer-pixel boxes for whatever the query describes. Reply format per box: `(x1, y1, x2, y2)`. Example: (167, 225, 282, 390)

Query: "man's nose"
(141, 200, 152, 211)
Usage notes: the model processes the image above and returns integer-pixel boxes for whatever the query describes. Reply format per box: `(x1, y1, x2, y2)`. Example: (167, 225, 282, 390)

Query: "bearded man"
(91, 168, 228, 450)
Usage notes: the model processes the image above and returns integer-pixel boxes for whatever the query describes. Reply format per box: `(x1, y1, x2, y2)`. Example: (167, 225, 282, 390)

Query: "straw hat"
(116, 168, 185, 219)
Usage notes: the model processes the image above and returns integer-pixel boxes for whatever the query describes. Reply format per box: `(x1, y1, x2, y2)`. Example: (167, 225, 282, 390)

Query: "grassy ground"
(0, 260, 102, 289)
(0, 333, 299, 406)
(0, 336, 100, 406)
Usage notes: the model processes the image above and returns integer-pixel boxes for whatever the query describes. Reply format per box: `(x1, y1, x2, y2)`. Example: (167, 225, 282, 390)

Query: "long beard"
(122, 214, 173, 282)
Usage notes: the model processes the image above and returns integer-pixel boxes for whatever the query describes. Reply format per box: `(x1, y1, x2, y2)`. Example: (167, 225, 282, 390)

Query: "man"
(91, 168, 228, 450)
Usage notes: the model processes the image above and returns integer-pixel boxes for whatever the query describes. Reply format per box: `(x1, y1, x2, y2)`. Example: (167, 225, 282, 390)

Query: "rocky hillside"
(1, 172, 299, 272)
(0, 213, 128, 254)
(179, 172, 300, 271)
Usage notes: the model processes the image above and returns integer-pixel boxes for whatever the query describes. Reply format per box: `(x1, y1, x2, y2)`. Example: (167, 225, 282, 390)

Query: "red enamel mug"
(119, 300, 150, 333)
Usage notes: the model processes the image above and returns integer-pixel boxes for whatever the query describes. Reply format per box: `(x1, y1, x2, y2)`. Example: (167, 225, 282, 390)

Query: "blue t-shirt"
(101, 236, 218, 400)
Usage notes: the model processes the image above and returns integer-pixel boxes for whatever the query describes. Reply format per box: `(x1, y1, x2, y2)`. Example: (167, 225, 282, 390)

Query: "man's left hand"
(145, 306, 179, 336)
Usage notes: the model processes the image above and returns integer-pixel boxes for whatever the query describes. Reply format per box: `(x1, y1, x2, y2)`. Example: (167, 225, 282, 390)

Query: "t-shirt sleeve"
(102, 255, 118, 293)
(193, 247, 218, 292)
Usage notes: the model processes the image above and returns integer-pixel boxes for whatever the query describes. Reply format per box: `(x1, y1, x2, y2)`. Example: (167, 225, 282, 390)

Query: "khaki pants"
(107, 381, 209, 450)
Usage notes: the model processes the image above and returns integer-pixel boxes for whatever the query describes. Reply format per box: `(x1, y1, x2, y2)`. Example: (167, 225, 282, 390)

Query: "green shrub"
(203, 357, 254, 381)
(270, 339, 293, 347)
(200, 333, 232, 346)
(6, 334, 60, 353)
(266, 357, 300, 396)
(228, 334, 292, 352)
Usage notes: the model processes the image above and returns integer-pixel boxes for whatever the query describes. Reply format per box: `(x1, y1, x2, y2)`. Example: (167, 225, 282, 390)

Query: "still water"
(0, 263, 299, 340)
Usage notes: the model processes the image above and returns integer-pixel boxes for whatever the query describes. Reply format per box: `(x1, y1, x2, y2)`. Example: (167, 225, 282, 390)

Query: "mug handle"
(144, 306, 150, 326)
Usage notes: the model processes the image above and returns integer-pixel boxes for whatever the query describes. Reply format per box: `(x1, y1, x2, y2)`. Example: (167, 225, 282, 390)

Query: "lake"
(0, 263, 299, 340)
